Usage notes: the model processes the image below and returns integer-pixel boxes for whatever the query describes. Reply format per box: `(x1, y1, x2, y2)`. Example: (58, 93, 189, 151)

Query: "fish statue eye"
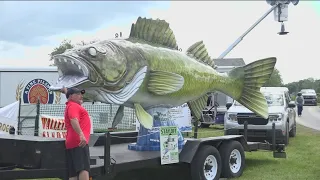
(88, 47, 97, 57)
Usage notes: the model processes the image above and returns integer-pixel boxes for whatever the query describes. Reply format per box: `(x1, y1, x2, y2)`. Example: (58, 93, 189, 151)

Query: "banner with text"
(160, 126, 179, 165)
(39, 114, 93, 138)
(135, 103, 192, 132)
(0, 101, 19, 135)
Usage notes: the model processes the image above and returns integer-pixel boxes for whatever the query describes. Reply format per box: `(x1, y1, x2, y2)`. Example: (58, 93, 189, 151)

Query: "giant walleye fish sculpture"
(50, 17, 277, 130)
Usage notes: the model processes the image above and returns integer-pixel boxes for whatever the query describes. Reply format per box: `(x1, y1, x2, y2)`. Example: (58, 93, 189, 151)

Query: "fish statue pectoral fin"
(230, 57, 277, 119)
(187, 94, 209, 120)
(111, 105, 125, 128)
(147, 70, 184, 95)
(134, 103, 153, 130)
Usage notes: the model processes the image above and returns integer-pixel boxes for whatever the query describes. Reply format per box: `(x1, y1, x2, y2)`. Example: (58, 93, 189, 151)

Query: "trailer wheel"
(219, 140, 245, 178)
(191, 145, 221, 180)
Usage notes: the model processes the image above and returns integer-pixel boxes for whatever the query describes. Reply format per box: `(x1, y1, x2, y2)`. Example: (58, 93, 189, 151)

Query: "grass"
(235, 124, 320, 180)
(17, 124, 320, 180)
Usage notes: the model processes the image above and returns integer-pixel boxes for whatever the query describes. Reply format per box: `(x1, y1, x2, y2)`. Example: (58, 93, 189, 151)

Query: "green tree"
(284, 78, 320, 96)
(264, 68, 283, 87)
(49, 39, 99, 66)
(286, 82, 299, 94)
(49, 39, 74, 66)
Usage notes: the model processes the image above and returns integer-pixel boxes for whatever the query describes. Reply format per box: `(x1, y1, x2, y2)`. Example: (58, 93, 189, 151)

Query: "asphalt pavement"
(296, 106, 320, 131)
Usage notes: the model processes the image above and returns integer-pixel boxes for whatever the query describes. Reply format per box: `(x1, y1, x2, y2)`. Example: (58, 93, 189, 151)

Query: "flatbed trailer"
(0, 122, 286, 180)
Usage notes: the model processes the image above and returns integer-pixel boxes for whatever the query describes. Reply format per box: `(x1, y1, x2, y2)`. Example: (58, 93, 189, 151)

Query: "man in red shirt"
(62, 87, 91, 180)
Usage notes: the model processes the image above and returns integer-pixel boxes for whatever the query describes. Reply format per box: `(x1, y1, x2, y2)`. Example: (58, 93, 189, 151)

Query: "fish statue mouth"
(50, 54, 92, 90)
(49, 52, 148, 105)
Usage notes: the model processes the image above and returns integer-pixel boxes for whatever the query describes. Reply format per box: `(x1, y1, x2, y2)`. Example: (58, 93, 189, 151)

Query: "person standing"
(61, 87, 91, 180)
(295, 92, 304, 117)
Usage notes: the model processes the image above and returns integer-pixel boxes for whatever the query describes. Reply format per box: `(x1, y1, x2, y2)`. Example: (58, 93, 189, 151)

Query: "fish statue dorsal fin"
(186, 41, 215, 68)
(128, 17, 178, 50)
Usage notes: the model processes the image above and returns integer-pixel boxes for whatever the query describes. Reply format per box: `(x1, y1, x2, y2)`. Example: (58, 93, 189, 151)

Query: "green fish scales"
(117, 41, 233, 107)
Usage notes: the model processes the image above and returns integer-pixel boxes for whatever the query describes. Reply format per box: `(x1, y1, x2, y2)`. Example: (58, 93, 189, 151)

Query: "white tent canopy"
(0, 101, 19, 135)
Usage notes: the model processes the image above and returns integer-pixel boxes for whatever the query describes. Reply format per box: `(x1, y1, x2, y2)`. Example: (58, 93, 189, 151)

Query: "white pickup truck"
(224, 87, 297, 145)
(300, 89, 318, 106)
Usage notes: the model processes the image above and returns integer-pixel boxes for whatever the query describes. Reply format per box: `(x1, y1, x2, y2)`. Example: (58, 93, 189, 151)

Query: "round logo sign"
(23, 79, 54, 104)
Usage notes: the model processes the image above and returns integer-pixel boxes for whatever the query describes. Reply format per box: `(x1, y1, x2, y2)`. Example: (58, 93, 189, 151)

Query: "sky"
(0, 1, 319, 84)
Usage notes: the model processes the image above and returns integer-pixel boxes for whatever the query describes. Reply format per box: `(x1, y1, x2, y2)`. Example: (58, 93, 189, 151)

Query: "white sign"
(160, 126, 179, 165)
(0, 101, 19, 135)
(135, 103, 192, 132)
(39, 114, 93, 138)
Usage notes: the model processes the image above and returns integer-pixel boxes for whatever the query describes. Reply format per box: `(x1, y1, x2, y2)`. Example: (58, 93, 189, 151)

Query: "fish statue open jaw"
(50, 16, 277, 132)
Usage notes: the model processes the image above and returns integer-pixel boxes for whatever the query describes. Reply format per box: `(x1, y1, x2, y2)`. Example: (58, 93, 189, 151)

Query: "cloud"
(147, 1, 320, 84)
(0, 1, 168, 46)
(0, 41, 54, 67)
(0, 1, 170, 67)
(1, 1, 319, 84)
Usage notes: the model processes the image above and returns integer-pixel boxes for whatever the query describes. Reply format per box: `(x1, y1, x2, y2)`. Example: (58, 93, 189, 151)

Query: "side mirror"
(226, 102, 233, 110)
(288, 101, 296, 108)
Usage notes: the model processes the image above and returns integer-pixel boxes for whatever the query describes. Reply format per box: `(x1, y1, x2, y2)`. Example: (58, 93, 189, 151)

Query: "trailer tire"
(191, 145, 221, 180)
(219, 140, 245, 178)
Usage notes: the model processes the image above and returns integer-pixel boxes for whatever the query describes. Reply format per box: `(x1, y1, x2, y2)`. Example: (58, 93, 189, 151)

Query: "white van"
(224, 87, 296, 145)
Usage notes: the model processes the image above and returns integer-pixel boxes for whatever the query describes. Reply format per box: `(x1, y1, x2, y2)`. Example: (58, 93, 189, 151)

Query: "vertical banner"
(39, 115, 94, 138)
(160, 126, 179, 165)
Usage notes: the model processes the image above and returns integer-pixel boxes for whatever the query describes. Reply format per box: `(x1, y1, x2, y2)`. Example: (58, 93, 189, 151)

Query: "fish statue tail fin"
(227, 57, 277, 119)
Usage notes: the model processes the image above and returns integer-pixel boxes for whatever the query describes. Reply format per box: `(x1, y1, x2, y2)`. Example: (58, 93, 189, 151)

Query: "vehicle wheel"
(190, 145, 222, 180)
(284, 122, 289, 145)
(289, 121, 296, 137)
(219, 141, 245, 178)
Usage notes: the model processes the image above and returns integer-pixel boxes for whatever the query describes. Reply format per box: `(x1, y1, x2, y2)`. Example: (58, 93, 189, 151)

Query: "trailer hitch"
(273, 146, 286, 158)
(271, 122, 286, 158)
(262, 141, 286, 158)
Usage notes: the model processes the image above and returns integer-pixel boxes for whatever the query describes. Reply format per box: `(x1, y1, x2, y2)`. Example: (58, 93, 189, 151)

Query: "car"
(300, 89, 317, 106)
(224, 87, 296, 145)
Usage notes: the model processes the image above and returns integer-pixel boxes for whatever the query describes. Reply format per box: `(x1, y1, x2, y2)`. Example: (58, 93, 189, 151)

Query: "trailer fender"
(179, 136, 249, 163)
(179, 140, 202, 163)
